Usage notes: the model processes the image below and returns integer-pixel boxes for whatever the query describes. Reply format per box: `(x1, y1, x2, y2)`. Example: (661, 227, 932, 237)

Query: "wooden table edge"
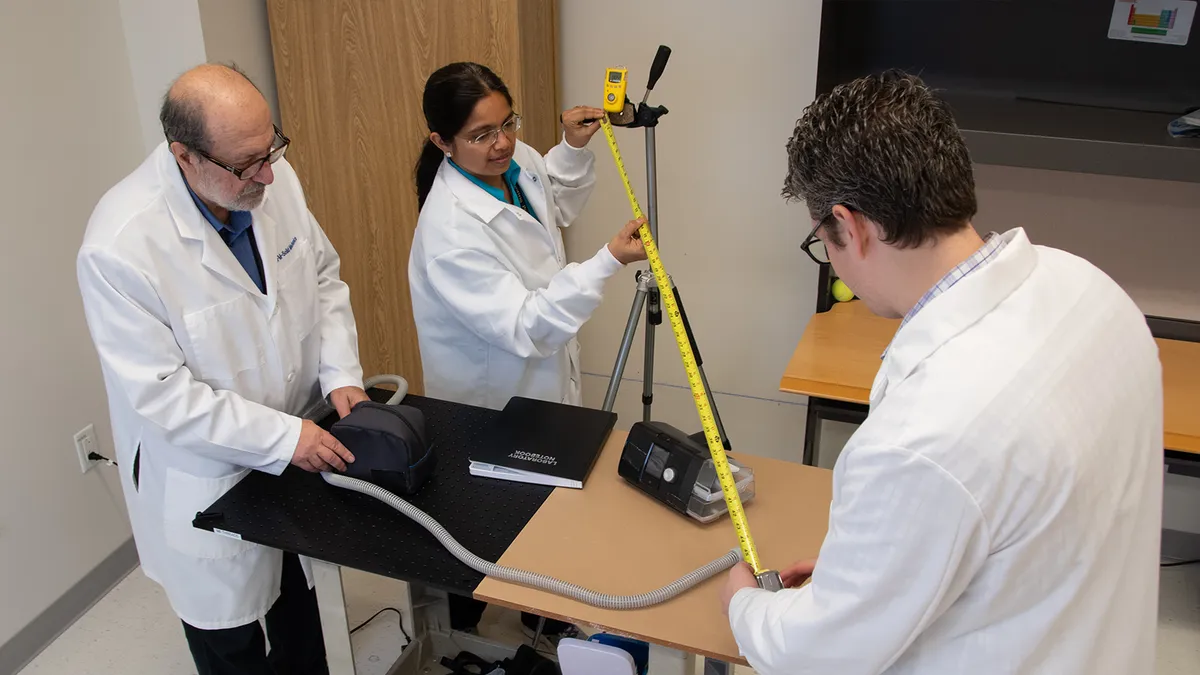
(778, 377, 870, 406)
(471, 584, 751, 666)
(1165, 432, 1200, 456)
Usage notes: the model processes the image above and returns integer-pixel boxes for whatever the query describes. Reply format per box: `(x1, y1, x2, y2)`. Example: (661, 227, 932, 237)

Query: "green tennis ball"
(831, 279, 854, 303)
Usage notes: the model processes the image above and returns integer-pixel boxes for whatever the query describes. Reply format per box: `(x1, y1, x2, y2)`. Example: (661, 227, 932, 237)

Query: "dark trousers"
(182, 552, 329, 675)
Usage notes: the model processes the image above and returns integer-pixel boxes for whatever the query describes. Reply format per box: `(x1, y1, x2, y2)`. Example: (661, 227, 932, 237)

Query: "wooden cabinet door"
(266, 0, 559, 390)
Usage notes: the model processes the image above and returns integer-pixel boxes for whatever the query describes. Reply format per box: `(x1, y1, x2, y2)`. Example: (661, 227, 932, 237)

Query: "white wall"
(0, 0, 287, 655)
(973, 166, 1200, 322)
(197, 0, 282, 124)
(117, 0, 208, 153)
(559, 0, 823, 462)
(118, 0, 280, 155)
(0, 0, 146, 647)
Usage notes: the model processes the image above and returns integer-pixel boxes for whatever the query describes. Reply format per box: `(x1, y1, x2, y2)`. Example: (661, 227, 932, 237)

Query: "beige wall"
(117, 0, 208, 153)
(197, 0, 281, 125)
(557, 2, 1200, 533)
(974, 165, 1200, 322)
(0, 0, 289, 653)
(559, 0, 824, 461)
(0, 0, 145, 646)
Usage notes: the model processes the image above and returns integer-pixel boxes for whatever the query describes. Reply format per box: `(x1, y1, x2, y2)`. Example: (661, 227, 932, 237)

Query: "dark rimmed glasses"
(801, 213, 834, 265)
(191, 125, 290, 180)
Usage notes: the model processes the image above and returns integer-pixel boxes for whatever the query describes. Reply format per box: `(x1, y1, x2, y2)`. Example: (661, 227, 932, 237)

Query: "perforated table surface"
(192, 391, 555, 596)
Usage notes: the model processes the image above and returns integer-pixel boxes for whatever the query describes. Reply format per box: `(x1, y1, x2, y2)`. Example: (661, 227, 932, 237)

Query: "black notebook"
(468, 397, 617, 488)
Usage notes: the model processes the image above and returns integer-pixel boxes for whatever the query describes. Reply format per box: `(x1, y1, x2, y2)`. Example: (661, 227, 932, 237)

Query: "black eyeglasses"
(191, 125, 290, 180)
(801, 213, 834, 265)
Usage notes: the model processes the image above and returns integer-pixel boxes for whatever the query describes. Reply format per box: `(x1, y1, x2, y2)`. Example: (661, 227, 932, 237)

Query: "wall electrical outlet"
(74, 424, 101, 474)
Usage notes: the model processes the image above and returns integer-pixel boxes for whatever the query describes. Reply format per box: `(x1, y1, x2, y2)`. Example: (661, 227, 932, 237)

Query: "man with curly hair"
(720, 71, 1161, 675)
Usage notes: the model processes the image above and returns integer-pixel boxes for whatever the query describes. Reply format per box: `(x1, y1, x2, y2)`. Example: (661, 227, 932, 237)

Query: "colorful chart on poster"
(1109, 0, 1195, 45)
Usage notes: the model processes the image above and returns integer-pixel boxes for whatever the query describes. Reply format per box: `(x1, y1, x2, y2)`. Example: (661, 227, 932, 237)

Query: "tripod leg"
(695, 366, 732, 450)
(602, 280, 649, 412)
(671, 286, 732, 450)
(643, 286, 661, 423)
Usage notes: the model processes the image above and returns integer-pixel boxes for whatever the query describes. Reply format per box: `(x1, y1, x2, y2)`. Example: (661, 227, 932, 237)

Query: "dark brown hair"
(784, 70, 977, 248)
(414, 62, 512, 210)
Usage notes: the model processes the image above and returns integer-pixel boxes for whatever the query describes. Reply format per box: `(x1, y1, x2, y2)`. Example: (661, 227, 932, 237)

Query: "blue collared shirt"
(449, 158, 540, 223)
(186, 183, 265, 293)
(882, 231, 1006, 359)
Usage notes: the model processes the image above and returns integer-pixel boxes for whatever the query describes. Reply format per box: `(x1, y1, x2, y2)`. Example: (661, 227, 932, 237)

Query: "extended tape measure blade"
(600, 116, 764, 574)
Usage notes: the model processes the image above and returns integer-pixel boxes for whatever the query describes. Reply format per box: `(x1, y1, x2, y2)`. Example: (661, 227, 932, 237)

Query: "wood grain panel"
(517, 0, 559, 153)
(265, 1, 560, 391)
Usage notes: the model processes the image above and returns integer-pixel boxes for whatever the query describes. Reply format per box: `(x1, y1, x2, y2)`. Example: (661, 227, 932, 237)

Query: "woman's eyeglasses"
(463, 114, 522, 146)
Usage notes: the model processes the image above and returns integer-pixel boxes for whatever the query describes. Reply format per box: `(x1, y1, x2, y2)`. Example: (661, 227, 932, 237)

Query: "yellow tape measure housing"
(599, 116, 764, 575)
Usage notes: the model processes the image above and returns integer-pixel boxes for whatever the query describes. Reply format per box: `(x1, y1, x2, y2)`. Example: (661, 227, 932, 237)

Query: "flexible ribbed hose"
(362, 375, 408, 405)
(321, 472, 741, 609)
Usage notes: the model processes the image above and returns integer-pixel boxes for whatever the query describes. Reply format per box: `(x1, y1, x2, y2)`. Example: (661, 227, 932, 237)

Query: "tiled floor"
(17, 562, 1200, 674)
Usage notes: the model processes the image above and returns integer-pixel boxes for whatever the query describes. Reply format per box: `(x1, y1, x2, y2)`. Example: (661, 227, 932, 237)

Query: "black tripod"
(598, 46, 731, 451)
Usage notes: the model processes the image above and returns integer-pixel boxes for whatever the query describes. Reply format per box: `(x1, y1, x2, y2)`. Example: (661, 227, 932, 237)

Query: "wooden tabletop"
(475, 431, 833, 664)
(1161, 338, 1200, 455)
(778, 300, 896, 404)
(780, 301, 1200, 455)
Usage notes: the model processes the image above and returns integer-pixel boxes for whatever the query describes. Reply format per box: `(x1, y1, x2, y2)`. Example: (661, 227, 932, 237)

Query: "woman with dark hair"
(408, 63, 645, 636)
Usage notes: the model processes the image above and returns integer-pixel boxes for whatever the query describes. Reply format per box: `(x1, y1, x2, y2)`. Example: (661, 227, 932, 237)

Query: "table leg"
(803, 399, 822, 467)
(647, 643, 695, 675)
(312, 559, 357, 675)
(702, 658, 732, 675)
(804, 397, 870, 468)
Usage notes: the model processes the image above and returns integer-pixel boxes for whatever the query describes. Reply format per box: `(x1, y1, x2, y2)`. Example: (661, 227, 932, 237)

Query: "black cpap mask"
(330, 401, 436, 495)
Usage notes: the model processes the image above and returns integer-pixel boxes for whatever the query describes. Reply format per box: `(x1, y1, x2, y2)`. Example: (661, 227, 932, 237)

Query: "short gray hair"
(159, 90, 209, 153)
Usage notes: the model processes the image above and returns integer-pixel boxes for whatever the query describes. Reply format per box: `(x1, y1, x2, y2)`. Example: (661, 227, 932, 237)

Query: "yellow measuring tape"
(599, 116, 764, 575)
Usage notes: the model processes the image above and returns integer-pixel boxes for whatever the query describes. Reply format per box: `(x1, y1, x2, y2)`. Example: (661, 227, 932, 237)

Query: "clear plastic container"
(686, 457, 755, 523)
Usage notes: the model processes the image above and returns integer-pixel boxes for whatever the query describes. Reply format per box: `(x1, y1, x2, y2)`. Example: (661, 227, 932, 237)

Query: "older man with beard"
(77, 63, 368, 675)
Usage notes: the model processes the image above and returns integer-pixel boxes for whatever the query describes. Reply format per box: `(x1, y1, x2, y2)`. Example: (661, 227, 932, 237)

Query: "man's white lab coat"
(409, 139, 623, 409)
(730, 228, 1162, 674)
(77, 144, 364, 629)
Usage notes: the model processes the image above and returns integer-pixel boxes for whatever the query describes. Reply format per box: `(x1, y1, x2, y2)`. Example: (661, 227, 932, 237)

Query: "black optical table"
(193, 390, 554, 673)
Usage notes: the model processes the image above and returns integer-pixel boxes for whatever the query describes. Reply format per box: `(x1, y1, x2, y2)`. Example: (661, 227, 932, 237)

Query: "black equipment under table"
(192, 391, 555, 596)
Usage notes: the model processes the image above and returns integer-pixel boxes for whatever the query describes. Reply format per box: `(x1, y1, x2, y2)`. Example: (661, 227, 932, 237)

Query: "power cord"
(1161, 559, 1200, 568)
(88, 452, 117, 467)
(349, 607, 412, 644)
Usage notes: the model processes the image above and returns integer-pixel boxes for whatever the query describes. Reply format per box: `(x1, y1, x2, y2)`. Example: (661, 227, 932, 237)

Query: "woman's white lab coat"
(728, 229, 1162, 674)
(409, 138, 624, 410)
(76, 144, 364, 629)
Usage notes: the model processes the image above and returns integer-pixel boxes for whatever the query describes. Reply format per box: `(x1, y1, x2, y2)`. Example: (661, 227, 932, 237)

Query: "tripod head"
(611, 45, 670, 129)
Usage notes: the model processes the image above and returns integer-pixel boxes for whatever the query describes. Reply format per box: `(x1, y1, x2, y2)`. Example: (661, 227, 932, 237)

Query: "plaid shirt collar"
(882, 231, 1006, 359)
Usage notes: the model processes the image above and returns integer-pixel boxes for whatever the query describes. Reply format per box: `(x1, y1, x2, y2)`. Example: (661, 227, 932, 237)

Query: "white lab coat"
(730, 229, 1162, 674)
(77, 143, 364, 629)
(409, 138, 623, 410)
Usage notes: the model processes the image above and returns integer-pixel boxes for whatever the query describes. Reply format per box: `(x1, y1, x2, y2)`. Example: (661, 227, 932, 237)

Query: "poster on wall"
(1108, 0, 1196, 45)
